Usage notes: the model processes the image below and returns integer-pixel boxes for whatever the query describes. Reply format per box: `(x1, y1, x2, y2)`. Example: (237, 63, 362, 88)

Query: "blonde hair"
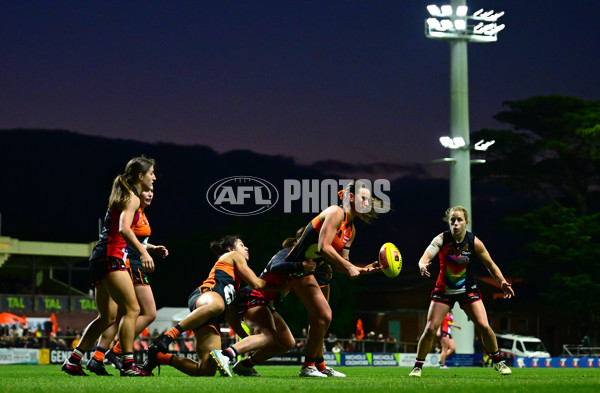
(443, 206, 469, 223)
(108, 156, 155, 210)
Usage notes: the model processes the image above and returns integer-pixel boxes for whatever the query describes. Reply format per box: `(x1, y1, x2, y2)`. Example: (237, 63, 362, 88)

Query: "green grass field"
(1, 365, 599, 393)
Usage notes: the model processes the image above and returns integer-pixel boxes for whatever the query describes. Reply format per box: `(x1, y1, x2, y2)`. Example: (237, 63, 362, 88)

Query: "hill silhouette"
(0, 129, 528, 314)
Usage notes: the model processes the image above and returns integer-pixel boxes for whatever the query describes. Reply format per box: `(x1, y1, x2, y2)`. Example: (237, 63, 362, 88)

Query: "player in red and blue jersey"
(438, 310, 461, 368)
(216, 235, 316, 377)
(62, 156, 156, 377)
(409, 206, 514, 377)
(88, 188, 169, 375)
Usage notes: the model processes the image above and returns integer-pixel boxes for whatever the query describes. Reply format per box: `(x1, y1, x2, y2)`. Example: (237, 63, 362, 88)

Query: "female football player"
(438, 310, 461, 369)
(286, 180, 382, 377)
(86, 187, 169, 375)
(144, 235, 283, 377)
(62, 156, 156, 377)
(409, 206, 514, 378)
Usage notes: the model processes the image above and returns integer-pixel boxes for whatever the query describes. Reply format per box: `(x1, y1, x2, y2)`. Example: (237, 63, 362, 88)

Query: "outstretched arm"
(475, 237, 515, 298)
(418, 234, 443, 278)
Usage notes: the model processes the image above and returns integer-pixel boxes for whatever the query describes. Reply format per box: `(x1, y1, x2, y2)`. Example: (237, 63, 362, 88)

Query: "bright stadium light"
(474, 139, 496, 151)
(426, 1, 504, 356)
(424, 2, 505, 42)
(439, 136, 466, 149)
(456, 5, 468, 16)
(427, 5, 442, 16)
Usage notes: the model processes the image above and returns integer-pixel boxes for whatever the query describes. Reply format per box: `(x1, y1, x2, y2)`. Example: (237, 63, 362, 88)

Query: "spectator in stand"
(386, 334, 398, 352)
(332, 342, 344, 353)
(325, 332, 338, 351)
(345, 338, 356, 353)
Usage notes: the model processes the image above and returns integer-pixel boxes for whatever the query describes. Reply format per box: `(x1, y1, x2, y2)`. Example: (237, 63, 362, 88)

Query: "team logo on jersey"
(206, 176, 279, 216)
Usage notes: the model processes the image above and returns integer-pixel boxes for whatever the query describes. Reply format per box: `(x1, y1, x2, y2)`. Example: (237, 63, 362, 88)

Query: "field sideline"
(1, 364, 599, 393)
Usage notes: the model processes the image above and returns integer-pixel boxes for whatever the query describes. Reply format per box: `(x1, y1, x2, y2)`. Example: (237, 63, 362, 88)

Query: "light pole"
(425, 0, 504, 354)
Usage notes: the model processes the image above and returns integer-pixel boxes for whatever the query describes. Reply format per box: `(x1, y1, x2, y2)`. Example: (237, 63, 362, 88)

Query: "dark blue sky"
(1, 0, 598, 174)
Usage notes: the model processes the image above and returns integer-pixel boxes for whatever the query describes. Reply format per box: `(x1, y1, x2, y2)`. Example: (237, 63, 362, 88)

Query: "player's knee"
(280, 335, 296, 351)
(145, 310, 157, 322)
(210, 302, 225, 316)
(424, 324, 438, 338)
(125, 303, 141, 318)
(315, 313, 331, 329)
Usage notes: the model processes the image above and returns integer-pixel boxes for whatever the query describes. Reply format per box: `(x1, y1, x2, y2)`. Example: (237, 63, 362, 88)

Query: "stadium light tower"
(426, 0, 504, 355)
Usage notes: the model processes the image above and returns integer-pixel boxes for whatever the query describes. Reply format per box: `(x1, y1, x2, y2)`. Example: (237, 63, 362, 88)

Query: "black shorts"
(431, 287, 481, 307)
(89, 256, 127, 286)
(236, 287, 274, 319)
(441, 331, 452, 339)
(128, 258, 150, 286)
(291, 262, 332, 286)
(187, 288, 223, 335)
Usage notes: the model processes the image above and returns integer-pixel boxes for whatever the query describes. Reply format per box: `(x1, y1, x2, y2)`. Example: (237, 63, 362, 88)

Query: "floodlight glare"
(440, 19, 453, 30)
(427, 5, 441, 16)
(427, 18, 441, 28)
(454, 19, 467, 30)
(491, 11, 505, 21)
(440, 136, 453, 147)
(474, 139, 496, 151)
(425, 3, 505, 43)
(456, 5, 468, 16)
(439, 136, 466, 149)
(490, 24, 505, 34)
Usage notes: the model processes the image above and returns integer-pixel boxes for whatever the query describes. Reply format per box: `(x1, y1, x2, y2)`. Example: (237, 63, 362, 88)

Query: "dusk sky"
(1, 0, 598, 174)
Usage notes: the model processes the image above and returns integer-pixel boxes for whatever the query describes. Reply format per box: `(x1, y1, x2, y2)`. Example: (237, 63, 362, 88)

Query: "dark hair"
(108, 156, 155, 210)
(282, 226, 305, 248)
(210, 235, 241, 256)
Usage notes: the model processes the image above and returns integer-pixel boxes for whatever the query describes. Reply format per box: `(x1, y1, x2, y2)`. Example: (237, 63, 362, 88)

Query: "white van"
(496, 333, 551, 361)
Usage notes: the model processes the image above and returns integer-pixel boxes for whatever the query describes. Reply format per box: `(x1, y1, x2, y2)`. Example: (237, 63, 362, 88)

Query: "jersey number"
(223, 284, 235, 306)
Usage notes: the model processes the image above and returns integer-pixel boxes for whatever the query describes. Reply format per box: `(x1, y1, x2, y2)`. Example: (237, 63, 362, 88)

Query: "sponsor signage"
(0, 295, 33, 311)
(73, 296, 97, 312)
(0, 348, 39, 364)
(342, 353, 371, 366)
(516, 357, 600, 368)
(35, 296, 68, 312)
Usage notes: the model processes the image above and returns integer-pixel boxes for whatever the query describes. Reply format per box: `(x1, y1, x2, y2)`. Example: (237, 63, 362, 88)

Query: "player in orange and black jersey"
(88, 188, 169, 375)
(214, 243, 316, 376)
(144, 235, 282, 377)
(286, 180, 383, 378)
(62, 156, 156, 377)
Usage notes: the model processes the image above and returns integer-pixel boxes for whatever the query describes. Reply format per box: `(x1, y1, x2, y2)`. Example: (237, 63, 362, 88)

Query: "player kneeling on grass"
(219, 244, 317, 377)
(409, 206, 514, 378)
(143, 235, 283, 376)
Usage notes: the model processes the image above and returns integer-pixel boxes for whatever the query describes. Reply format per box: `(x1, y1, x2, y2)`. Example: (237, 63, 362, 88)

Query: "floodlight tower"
(425, 0, 504, 354)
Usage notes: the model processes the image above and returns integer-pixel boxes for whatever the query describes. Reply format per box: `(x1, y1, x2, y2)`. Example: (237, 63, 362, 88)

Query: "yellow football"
(378, 242, 402, 278)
